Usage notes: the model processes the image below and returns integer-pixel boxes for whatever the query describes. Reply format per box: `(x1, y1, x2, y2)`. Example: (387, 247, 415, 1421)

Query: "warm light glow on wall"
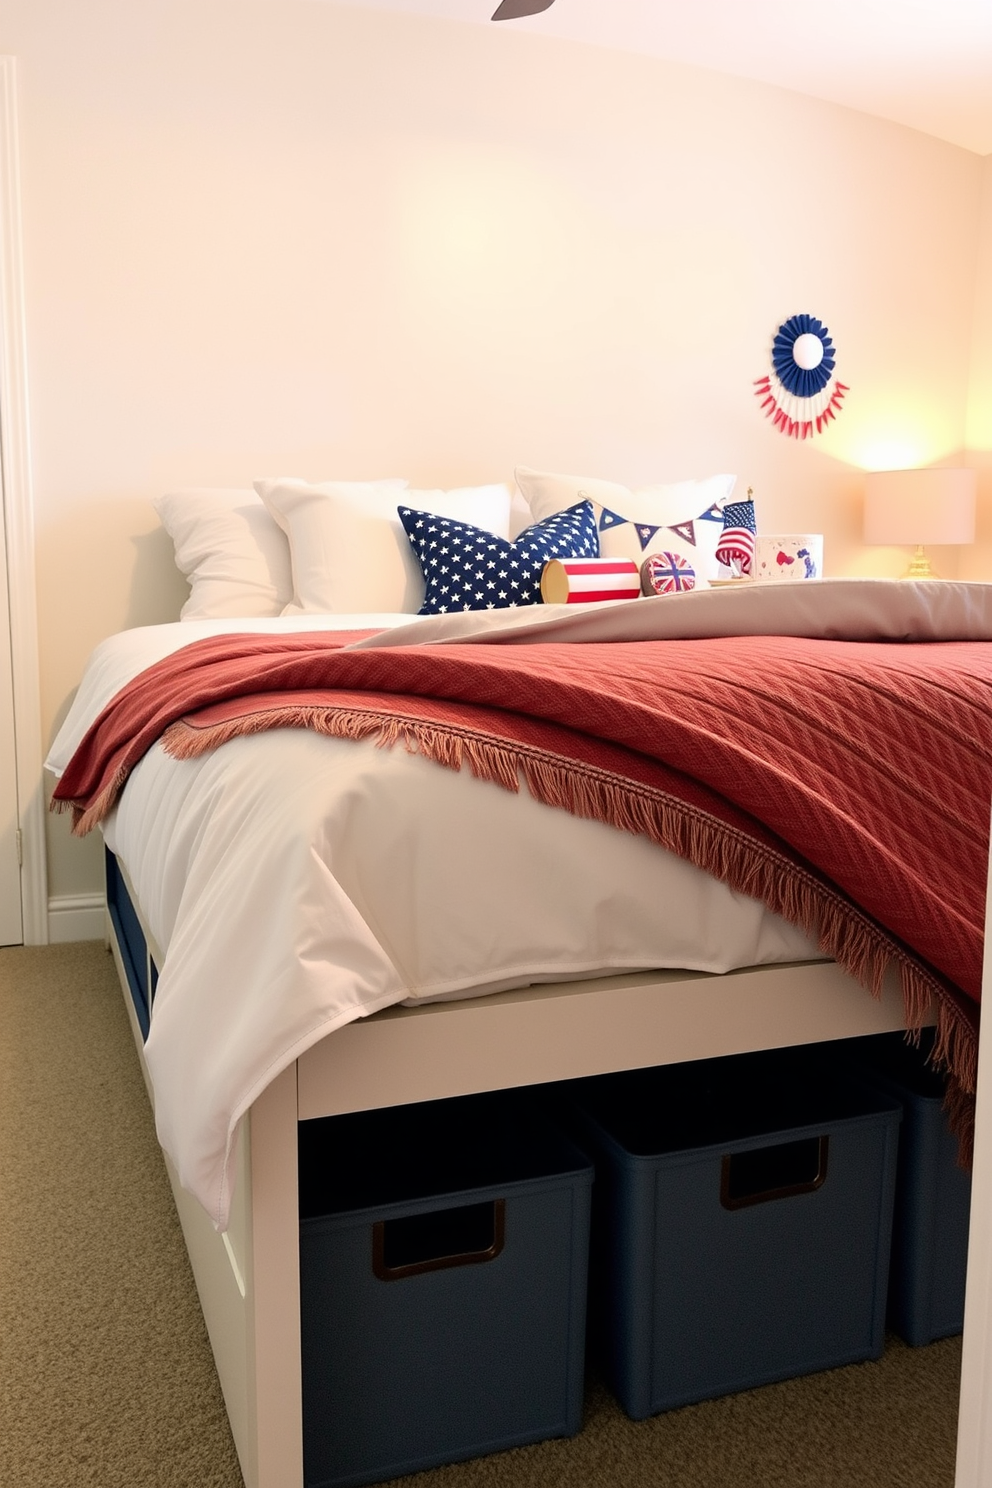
(854, 438, 932, 473)
(811, 386, 963, 473)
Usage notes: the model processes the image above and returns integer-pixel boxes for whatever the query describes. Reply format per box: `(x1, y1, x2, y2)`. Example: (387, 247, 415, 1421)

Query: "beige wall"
(1, 0, 986, 899)
(961, 153, 992, 579)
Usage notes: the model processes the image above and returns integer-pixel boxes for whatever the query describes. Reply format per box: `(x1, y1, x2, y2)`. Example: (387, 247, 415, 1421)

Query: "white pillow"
(514, 467, 737, 589)
(255, 478, 512, 614)
(153, 488, 295, 620)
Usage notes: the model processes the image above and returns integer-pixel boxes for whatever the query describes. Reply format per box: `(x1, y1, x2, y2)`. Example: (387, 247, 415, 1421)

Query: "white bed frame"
(105, 843, 964, 1488)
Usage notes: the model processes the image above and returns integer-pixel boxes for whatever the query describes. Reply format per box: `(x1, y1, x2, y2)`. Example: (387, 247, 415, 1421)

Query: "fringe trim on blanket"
(160, 703, 978, 1145)
(52, 765, 131, 840)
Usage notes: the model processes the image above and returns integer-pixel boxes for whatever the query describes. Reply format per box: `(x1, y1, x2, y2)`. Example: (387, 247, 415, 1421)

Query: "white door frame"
(955, 824, 992, 1484)
(0, 56, 47, 945)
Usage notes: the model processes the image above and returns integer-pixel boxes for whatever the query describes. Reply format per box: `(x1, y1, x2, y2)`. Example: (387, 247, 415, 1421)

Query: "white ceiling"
(341, 0, 992, 155)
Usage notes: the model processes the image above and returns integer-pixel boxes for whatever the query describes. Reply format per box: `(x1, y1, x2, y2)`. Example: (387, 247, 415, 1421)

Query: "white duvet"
(46, 581, 992, 1228)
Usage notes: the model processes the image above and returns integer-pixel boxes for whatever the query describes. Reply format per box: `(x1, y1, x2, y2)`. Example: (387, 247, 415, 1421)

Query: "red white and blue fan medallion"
(754, 313, 848, 440)
(641, 551, 696, 596)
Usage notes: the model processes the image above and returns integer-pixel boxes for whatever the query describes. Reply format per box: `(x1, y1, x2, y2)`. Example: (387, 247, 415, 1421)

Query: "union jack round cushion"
(640, 550, 696, 596)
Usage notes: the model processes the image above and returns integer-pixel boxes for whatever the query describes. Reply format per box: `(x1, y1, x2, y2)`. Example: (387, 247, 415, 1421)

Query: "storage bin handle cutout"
(373, 1199, 506, 1280)
(720, 1136, 828, 1211)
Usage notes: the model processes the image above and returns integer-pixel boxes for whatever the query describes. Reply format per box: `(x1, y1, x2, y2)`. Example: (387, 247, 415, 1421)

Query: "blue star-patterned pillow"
(398, 499, 600, 614)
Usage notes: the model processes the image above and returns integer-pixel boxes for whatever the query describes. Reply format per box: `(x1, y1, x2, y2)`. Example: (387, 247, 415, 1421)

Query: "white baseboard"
(47, 893, 105, 943)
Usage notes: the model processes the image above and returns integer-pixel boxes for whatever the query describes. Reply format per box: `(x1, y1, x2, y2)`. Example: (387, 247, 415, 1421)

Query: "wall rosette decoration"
(754, 313, 848, 439)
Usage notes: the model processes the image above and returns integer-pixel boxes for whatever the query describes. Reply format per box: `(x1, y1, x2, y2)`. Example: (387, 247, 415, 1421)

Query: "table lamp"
(863, 467, 976, 578)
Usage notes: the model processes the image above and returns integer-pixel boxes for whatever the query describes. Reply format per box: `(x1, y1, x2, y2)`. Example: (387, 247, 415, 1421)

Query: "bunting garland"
(599, 508, 717, 552)
(593, 493, 731, 585)
(754, 313, 848, 440)
(667, 520, 696, 546)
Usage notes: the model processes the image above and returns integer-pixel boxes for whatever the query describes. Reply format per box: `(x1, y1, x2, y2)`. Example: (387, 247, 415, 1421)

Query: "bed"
(44, 492, 992, 1488)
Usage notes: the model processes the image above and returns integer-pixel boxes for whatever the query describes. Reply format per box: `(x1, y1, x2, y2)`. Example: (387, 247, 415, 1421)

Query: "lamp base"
(903, 544, 938, 580)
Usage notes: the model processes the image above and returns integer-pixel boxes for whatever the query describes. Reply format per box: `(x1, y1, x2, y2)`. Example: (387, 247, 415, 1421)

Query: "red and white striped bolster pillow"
(540, 556, 641, 605)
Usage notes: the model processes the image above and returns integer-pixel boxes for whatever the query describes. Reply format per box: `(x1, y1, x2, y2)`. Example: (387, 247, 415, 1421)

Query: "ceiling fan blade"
(491, 0, 555, 18)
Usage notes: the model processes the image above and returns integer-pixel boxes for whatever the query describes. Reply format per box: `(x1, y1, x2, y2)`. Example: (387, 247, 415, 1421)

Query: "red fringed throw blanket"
(53, 628, 992, 1135)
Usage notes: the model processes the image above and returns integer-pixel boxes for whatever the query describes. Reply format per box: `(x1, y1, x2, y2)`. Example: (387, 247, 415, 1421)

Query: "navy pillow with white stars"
(398, 499, 600, 614)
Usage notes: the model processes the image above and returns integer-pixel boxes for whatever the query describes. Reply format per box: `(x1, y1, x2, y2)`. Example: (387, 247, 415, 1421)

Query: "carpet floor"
(0, 941, 962, 1488)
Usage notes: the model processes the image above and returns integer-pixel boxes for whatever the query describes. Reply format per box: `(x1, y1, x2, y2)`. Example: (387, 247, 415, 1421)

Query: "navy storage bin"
(568, 1047, 901, 1420)
(298, 1090, 593, 1488)
(839, 1031, 971, 1346)
(105, 847, 152, 1038)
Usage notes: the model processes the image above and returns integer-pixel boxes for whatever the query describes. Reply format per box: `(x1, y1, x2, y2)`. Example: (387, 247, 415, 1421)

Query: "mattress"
(52, 579, 992, 1227)
(48, 610, 820, 1227)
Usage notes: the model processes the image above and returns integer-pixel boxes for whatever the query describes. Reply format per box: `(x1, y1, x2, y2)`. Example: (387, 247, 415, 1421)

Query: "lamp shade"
(863, 468, 976, 547)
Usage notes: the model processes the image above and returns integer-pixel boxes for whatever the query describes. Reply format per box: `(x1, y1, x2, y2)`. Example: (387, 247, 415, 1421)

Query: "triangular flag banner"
(697, 503, 724, 524)
(598, 507, 628, 531)
(635, 523, 662, 550)
(667, 520, 697, 546)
